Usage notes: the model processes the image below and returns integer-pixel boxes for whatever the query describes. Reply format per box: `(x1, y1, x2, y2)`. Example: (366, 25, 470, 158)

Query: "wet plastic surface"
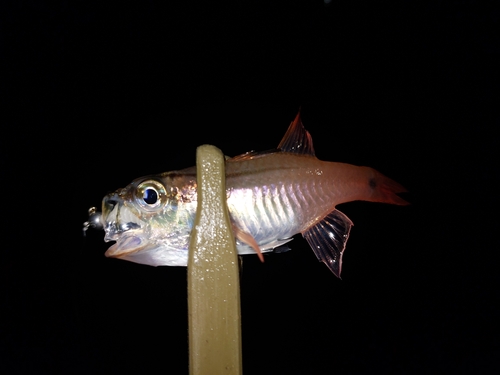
(188, 145, 242, 375)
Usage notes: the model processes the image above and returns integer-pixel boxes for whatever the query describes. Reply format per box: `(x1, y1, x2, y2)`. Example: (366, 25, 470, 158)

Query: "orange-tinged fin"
(302, 209, 353, 278)
(231, 223, 265, 263)
(277, 110, 316, 156)
(369, 171, 410, 206)
(227, 110, 315, 162)
(227, 149, 275, 161)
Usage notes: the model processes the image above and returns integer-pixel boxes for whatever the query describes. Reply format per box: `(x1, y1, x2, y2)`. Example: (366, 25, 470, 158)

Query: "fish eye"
(135, 180, 166, 211)
(143, 188, 158, 205)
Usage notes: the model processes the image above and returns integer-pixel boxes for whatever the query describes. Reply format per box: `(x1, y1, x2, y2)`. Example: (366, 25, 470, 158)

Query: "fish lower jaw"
(104, 236, 189, 267)
(104, 235, 147, 258)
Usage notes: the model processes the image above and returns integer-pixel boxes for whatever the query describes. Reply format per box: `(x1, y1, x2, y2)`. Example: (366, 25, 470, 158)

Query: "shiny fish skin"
(225, 153, 397, 250)
(95, 112, 408, 277)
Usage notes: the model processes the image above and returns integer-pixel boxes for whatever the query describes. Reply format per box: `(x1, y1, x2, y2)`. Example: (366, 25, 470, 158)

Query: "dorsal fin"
(227, 149, 279, 162)
(277, 110, 316, 156)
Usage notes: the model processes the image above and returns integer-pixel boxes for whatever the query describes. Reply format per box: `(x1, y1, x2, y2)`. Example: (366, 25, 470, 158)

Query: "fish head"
(98, 175, 196, 267)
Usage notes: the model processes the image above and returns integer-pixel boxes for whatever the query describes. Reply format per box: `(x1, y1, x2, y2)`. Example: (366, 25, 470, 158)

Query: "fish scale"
(226, 153, 357, 235)
(85, 111, 408, 278)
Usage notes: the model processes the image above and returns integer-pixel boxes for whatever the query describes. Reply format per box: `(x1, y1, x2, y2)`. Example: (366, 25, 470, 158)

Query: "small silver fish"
(84, 112, 408, 277)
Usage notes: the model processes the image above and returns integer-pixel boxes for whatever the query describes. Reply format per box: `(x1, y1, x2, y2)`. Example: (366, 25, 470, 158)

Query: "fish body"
(95, 112, 407, 277)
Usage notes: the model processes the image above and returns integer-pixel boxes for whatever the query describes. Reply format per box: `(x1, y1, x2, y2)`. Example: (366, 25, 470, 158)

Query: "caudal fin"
(369, 170, 409, 206)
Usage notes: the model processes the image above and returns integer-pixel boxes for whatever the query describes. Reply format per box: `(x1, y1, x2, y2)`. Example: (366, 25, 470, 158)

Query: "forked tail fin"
(368, 170, 409, 206)
(302, 172, 408, 278)
(302, 167, 408, 278)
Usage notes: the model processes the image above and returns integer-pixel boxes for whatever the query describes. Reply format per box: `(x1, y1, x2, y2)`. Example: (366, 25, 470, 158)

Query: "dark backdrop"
(2, 1, 499, 374)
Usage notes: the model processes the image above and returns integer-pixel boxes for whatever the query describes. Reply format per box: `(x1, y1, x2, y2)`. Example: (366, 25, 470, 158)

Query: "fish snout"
(102, 192, 143, 242)
(103, 192, 124, 214)
(104, 221, 140, 242)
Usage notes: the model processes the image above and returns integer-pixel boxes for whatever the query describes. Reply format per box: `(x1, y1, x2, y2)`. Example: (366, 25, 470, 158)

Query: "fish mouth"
(104, 233, 188, 267)
(104, 233, 150, 259)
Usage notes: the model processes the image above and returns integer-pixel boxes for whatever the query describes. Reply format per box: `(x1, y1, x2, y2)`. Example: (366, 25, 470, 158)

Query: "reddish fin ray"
(370, 172, 410, 206)
(231, 223, 265, 263)
(277, 110, 316, 156)
(302, 209, 353, 278)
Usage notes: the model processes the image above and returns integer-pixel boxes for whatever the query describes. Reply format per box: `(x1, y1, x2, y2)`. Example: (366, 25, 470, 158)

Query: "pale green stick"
(188, 145, 243, 375)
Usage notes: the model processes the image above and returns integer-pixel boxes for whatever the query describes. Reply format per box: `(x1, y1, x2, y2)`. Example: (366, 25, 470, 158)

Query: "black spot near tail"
(369, 178, 377, 189)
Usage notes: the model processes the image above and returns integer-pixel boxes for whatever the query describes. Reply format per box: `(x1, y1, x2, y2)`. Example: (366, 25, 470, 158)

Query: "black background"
(2, 1, 499, 374)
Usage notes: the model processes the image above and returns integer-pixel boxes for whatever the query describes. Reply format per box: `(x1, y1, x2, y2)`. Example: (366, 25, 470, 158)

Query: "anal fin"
(302, 210, 353, 278)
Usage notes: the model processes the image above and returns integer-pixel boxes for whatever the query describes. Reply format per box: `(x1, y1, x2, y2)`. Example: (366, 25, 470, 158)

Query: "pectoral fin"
(302, 210, 353, 278)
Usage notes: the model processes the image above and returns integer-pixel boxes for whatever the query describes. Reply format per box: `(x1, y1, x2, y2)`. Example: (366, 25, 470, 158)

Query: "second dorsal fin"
(277, 110, 316, 156)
